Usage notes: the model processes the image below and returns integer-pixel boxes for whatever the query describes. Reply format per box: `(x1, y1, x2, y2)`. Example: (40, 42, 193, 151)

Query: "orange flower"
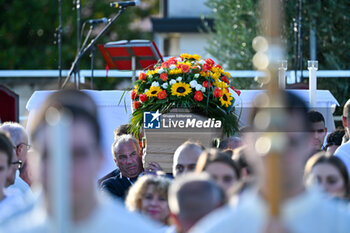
(194, 91, 203, 101)
(133, 101, 140, 110)
(160, 73, 168, 81)
(161, 61, 170, 68)
(157, 90, 167, 99)
(131, 89, 137, 100)
(213, 88, 223, 98)
(138, 72, 147, 81)
(180, 64, 190, 73)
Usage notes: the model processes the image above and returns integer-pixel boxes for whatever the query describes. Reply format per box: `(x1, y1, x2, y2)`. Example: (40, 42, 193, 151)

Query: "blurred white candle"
(47, 108, 71, 233)
(308, 60, 318, 109)
(278, 60, 287, 89)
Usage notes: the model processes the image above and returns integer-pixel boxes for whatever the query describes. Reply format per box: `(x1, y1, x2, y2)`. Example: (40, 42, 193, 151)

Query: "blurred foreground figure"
(168, 173, 225, 233)
(0, 90, 157, 233)
(190, 92, 350, 233)
(335, 99, 350, 173)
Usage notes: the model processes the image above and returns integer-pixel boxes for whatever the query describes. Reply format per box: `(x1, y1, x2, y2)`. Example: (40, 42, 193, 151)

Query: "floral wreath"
(130, 53, 241, 136)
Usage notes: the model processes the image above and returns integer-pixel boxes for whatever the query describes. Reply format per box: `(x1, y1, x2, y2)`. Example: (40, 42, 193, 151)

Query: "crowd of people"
(0, 89, 350, 233)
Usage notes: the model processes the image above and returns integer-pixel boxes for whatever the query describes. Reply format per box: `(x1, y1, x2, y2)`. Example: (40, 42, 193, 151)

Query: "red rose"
(215, 64, 222, 69)
(221, 76, 229, 84)
(133, 101, 140, 110)
(202, 81, 212, 88)
(139, 94, 148, 103)
(202, 64, 211, 72)
(181, 64, 190, 73)
(205, 58, 215, 67)
(138, 72, 147, 81)
(160, 73, 168, 81)
(131, 89, 137, 100)
(194, 91, 203, 102)
(161, 61, 170, 68)
(213, 88, 223, 98)
(157, 90, 167, 100)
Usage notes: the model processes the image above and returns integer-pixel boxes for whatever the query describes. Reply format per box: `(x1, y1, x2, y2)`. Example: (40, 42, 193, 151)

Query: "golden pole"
(253, 0, 285, 217)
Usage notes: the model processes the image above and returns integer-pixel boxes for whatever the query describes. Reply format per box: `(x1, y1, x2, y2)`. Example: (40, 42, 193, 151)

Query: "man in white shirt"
(190, 92, 350, 233)
(335, 99, 350, 174)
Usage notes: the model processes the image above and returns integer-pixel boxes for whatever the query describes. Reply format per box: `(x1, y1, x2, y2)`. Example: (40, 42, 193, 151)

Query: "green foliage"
(205, 0, 350, 106)
(0, 0, 159, 90)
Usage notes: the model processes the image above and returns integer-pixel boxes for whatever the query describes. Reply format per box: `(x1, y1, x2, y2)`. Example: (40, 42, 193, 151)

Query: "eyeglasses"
(11, 160, 23, 169)
(16, 143, 31, 150)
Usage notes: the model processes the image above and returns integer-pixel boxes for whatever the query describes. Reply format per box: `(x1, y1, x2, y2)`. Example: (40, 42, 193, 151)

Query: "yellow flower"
(146, 86, 162, 98)
(171, 82, 192, 97)
(200, 71, 208, 77)
(192, 54, 201, 61)
(219, 89, 233, 107)
(211, 72, 221, 82)
(215, 81, 228, 89)
(180, 53, 201, 61)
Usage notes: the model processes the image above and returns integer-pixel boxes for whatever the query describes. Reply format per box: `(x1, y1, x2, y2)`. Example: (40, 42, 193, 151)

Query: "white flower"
(176, 76, 182, 82)
(194, 73, 200, 78)
(189, 80, 198, 88)
(162, 82, 169, 89)
(201, 87, 206, 92)
(195, 84, 203, 91)
(145, 89, 149, 93)
(199, 60, 206, 65)
(170, 65, 176, 70)
(158, 68, 164, 74)
(176, 57, 182, 62)
(151, 81, 159, 87)
(169, 79, 176, 85)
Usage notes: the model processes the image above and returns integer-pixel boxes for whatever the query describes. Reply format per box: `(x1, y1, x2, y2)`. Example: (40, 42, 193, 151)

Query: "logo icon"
(143, 110, 162, 129)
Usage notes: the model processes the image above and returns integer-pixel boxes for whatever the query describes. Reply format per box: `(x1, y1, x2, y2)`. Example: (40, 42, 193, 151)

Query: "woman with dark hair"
(196, 149, 240, 193)
(304, 151, 350, 201)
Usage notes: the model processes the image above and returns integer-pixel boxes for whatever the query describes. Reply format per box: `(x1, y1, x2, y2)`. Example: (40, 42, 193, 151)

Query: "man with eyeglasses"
(0, 131, 25, 219)
(0, 122, 31, 196)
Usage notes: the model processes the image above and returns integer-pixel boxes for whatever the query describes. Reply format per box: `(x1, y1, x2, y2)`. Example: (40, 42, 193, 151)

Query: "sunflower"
(146, 86, 162, 98)
(219, 89, 233, 107)
(171, 82, 192, 97)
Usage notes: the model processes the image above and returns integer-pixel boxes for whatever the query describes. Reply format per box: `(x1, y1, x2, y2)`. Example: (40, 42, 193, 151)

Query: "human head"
(219, 136, 242, 150)
(0, 131, 15, 194)
(114, 124, 130, 139)
(305, 151, 350, 199)
(172, 141, 204, 177)
(125, 175, 172, 225)
(112, 134, 142, 178)
(168, 173, 225, 233)
(342, 99, 350, 135)
(196, 149, 240, 193)
(0, 122, 29, 172)
(30, 90, 103, 221)
(247, 91, 313, 197)
(307, 110, 327, 151)
(326, 129, 345, 154)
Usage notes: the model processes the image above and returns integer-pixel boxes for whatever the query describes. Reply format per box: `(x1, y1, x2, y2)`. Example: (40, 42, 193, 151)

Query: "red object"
(98, 40, 163, 70)
(0, 85, 19, 123)
(194, 91, 203, 101)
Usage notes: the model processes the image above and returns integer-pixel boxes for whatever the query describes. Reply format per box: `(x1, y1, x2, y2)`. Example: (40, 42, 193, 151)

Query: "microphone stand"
(62, 6, 127, 88)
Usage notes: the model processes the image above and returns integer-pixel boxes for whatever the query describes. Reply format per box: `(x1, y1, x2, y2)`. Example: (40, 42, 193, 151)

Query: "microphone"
(110, 0, 140, 8)
(87, 17, 109, 24)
